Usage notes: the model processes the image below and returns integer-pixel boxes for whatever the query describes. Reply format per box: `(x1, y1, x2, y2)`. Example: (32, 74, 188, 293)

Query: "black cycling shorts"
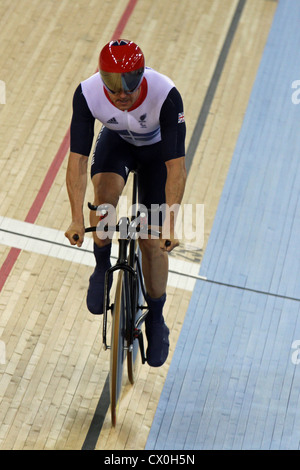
(91, 126, 167, 211)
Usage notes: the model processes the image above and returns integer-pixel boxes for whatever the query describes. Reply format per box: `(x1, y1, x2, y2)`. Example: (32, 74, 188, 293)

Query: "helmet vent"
(111, 40, 128, 46)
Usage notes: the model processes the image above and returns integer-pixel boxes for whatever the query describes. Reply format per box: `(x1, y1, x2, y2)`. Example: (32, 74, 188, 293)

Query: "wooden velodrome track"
(0, 0, 277, 450)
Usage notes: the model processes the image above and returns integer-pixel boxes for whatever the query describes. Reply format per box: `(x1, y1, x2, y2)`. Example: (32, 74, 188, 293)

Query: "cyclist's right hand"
(65, 221, 85, 247)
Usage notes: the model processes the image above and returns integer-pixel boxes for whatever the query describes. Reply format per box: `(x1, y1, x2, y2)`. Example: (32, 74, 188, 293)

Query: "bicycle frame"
(87, 171, 150, 362)
(102, 237, 139, 352)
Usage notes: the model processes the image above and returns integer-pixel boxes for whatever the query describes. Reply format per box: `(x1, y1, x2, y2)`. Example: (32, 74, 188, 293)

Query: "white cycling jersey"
(80, 67, 175, 146)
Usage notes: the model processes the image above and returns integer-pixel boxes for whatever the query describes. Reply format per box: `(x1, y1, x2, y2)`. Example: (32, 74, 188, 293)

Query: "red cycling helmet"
(99, 39, 145, 94)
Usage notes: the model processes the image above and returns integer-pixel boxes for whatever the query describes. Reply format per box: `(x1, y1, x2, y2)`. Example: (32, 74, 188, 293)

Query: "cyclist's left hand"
(160, 237, 179, 252)
(160, 220, 179, 252)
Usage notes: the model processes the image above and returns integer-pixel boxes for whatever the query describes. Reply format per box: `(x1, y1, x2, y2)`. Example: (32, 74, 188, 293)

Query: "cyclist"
(65, 39, 186, 367)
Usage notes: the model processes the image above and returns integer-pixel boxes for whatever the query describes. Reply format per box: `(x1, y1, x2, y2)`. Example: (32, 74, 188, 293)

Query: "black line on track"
(81, 0, 247, 449)
(5, 226, 297, 302)
(81, 376, 110, 450)
(199, 277, 300, 303)
(0, 228, 93, 252)
(0, 227, 120, 259)
(185, 0, 247, 174)
(0, 228, 201, 279)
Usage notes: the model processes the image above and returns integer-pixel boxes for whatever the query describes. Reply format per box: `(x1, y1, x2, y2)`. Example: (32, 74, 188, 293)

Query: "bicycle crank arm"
(134, 328, 147, 364)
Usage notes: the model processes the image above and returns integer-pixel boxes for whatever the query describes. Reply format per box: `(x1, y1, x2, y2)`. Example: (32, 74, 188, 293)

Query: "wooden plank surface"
(147, 0, 300, 450)
(0, 0, 276, 450)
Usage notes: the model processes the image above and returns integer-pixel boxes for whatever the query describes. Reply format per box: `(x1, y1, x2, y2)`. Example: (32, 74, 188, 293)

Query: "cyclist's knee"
(92, 172, 124, 206)
(139, 237, 161, 259)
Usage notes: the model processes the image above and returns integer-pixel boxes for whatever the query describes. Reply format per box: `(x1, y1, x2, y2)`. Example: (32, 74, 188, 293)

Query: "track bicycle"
(82, 172, 163, 426)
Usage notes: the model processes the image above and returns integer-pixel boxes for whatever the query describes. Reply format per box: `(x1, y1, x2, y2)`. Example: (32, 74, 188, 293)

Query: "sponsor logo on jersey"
(139, 113, 147, 128)
(107, 117, 118, 124)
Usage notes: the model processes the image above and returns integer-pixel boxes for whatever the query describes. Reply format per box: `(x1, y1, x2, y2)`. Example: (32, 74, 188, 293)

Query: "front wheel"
(110, 270, 126, 426)
(127, 247, 145, 384)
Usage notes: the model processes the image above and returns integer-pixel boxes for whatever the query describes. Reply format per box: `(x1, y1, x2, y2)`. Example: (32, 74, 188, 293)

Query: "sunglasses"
(100, 68, 144, 95)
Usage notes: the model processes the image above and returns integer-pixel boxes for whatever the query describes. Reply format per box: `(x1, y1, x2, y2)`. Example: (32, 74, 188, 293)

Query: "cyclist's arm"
(165, 155, 186, 218)
(65, 152, 88, 246)
(160, 88, 187, 251)
(162, 156, 186, 251)
(65, 84, 95, 246)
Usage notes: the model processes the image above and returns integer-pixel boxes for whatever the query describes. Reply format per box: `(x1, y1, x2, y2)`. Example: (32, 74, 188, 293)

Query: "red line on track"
(113, 0, 138, 39)
(0, 0, 138, 292)
(0, 248, 21, 292)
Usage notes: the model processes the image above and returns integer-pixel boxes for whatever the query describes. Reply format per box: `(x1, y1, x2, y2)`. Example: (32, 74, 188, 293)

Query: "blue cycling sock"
(86, 243, 112, 315)
(145, 293, 166, 323)
(145, 293, 169, 367)
(93, 242, 112, 269)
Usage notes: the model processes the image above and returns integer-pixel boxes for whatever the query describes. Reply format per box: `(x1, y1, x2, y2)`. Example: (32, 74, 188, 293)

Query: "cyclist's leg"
(87, 127, 134, 314)
(139, 237, 170, 367)
(86, 172, 124, 314)
(136, 143, 168, 298)
(138, 236, 168, 298)
(137, 147, 168, 297)
(136, 151, 170, 366)
(90, 171, 125, 247)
